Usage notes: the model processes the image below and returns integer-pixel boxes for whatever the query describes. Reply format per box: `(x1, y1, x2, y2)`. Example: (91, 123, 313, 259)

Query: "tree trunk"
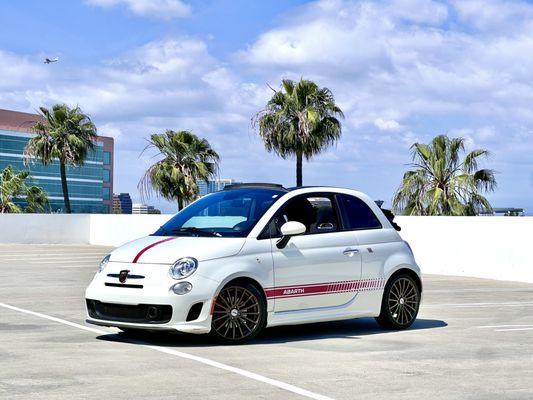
(59, 162, 71, 214)
(296, 151, 303, 187)
(178, 197, 184, 211)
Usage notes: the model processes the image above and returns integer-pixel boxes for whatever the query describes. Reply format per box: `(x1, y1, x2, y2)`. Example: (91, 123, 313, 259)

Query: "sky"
(1, 0, 532, 213)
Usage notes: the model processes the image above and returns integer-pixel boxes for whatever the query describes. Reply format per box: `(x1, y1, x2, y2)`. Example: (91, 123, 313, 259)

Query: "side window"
(338, 194, 382, 230)
(272, 195, 339, 236)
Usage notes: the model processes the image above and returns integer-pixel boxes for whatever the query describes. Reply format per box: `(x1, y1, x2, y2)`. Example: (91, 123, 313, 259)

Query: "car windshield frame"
(153, 188, 287, 238)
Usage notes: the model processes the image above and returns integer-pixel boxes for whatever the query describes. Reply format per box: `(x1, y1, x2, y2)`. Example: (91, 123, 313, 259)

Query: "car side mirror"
(276, 221, 306, 249)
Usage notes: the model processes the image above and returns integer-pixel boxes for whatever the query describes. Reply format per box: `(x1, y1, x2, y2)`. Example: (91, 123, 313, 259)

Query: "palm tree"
(0, 165, 49, 213)
(253, 78, 343, 186)
(139, 130, 220, 210)
(25, 104, 97, 213)
(393, 135, 497, 216)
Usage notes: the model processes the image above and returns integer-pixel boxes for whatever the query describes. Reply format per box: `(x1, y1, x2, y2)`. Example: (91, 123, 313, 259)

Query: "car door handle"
(343, 248, 359, 257)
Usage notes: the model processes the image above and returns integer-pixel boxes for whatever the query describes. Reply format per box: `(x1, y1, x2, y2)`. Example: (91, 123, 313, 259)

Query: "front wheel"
(210, 283, 266, 344)
(376, 274, 420, 330)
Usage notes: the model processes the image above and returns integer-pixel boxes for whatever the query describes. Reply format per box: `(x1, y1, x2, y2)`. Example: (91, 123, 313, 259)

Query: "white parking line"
(494, 328, 533, 332)
(477, 325, 533, 329)
(423, 301, 533, 308)
(477, 324, 533, 332)
(0, 302, 334, 400)
(27, 260, 99, 264)
(426, 288, 533, 293)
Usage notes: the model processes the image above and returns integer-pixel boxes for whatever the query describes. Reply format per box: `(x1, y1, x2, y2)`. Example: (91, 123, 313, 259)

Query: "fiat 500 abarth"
(86, 184, 422, 343)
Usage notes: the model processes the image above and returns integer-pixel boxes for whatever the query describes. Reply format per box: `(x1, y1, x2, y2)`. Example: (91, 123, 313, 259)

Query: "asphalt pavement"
(1, 244, 532, 399)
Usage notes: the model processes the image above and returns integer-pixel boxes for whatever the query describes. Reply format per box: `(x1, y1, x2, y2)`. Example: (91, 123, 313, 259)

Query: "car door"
(336, 193, 392, 291)
(267, 193, 362, 312)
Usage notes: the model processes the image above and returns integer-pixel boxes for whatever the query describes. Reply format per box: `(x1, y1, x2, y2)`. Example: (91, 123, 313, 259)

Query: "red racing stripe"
(265, 277, 386, 299)
(132, 237, 176, 263)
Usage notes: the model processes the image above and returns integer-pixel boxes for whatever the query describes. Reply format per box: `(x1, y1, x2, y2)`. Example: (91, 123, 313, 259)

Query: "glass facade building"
(197, 179, 240, 198)
(116, 193, 132, 214)
(0, 109, 114, 213)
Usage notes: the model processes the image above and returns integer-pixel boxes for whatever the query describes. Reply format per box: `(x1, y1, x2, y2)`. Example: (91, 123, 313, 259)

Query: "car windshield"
(153, 188, 286, 238)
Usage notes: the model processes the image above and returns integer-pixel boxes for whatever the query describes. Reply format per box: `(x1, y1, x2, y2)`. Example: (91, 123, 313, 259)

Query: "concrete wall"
(0, 214, 170, 246)
(396, 216, 533, 283)
(89, 214, 170, 246)
(0, 214, 531, 283)
(0, 214, 90, 244)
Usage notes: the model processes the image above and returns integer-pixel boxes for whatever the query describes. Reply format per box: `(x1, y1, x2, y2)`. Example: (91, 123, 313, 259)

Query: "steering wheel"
(232, 220, 252, 231)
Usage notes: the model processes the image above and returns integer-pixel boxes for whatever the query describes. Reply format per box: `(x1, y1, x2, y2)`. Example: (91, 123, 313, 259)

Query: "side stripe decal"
(132, 237, 176, 263)
(264, 278, 386, 299)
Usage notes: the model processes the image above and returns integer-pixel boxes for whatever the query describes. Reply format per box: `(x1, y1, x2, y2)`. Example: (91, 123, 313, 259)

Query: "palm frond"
(393, 135, 496, 215)
(252, 78, 343, 184)
(138, 130, 219, 208)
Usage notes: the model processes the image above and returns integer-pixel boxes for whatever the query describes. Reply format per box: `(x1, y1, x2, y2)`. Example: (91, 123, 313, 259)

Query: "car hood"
(110, 235, 246, 264)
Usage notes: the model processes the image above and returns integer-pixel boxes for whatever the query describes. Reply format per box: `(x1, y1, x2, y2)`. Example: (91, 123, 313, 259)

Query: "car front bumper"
(85, 261, 220, 334)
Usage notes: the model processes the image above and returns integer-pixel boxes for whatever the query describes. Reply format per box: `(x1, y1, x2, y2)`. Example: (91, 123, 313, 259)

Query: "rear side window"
(338, 194, 382, 230)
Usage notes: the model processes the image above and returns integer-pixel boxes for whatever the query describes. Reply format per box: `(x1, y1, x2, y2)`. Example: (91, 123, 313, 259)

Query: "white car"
(86, 184, 421, 343)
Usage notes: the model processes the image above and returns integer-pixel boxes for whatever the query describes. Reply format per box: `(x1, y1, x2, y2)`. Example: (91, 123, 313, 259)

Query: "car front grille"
(86, 300, 172, 324)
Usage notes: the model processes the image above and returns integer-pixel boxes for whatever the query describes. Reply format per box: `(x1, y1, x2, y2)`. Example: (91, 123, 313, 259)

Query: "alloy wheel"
(212, 286, 262, 341)
(388, 277, 419, 325)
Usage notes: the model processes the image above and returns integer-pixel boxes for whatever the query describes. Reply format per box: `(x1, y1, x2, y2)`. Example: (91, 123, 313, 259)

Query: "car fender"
(196, 255, 273, 303)
(382, 246, 421, 281)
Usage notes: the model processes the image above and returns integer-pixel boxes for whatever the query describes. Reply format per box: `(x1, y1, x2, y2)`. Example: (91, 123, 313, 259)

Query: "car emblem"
(118, 270, 130, 283)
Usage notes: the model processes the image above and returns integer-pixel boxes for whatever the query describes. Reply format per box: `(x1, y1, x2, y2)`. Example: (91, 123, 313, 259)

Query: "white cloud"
(98, 123, 123, 141)
(374, 118, 401, 132)
(389, 0, 448, 24)
(2, 0, 533, 210)
(239, 0, 533, 132)
(85, 0, 190, 19)
(452, 0, 533, 32)
(0, 50, 48, 90)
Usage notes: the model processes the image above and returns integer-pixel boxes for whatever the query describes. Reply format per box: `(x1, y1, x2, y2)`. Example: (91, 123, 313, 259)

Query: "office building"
(197, 178, 239, 197)
(112, 194, 122, 213)
(132, 203, 148, 214)
(115, 193, 132, 214)
(0, 108, 114, 213)
(132, 203, 162, 214)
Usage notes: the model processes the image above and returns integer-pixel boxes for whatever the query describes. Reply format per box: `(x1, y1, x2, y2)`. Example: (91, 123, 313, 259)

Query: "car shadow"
(95, 318, 447, 347)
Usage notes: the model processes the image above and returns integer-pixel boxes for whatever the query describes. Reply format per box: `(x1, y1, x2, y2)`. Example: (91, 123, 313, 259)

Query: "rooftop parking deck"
(1, 245, 532, 399)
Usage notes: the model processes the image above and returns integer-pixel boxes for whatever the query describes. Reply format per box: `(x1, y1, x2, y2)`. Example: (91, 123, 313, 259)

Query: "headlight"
(169, 257, 198, 280)
(98, 254, 110, 273)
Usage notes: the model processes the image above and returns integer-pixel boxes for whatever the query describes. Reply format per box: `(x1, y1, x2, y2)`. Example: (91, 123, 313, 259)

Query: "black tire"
(376, 273, 420, 330)
(210, 282, 267, 344)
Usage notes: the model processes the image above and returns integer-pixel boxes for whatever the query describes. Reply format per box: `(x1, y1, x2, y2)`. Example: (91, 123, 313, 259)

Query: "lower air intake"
(186, 302, 203, 321)
(86, 300, 172, 324)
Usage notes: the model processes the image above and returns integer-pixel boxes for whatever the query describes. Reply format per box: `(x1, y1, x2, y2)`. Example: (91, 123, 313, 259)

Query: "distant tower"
(117, 193, 132, 214)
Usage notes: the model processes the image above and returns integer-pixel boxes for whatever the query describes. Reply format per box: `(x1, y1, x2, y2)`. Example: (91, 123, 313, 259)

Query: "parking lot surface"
(1, 244, 532, 399)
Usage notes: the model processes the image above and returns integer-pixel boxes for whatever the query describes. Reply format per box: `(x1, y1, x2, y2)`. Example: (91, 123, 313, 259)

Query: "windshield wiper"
(171, 227, 221, 237)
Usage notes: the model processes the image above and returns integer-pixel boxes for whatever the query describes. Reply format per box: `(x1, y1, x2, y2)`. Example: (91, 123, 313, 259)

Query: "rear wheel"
(376, 273, 420, 330)
(210, 283, 266, 344)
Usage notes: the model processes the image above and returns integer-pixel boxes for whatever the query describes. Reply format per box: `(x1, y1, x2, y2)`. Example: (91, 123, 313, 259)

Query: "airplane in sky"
(43, 57, 59, 64)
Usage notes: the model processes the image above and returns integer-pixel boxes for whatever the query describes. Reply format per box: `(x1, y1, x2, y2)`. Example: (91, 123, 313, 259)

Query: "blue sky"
(1, 0, 532, 213)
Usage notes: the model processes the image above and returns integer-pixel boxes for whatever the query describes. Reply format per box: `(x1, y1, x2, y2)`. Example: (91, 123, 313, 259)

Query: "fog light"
(172, 281, 192, 295)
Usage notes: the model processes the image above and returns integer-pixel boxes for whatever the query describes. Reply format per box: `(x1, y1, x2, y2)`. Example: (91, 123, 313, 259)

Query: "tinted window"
(269, 194, 339, 236)
(153, 188, 285, 238)
(103, 151, 111, 165)
(339, 194, 382, 230)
